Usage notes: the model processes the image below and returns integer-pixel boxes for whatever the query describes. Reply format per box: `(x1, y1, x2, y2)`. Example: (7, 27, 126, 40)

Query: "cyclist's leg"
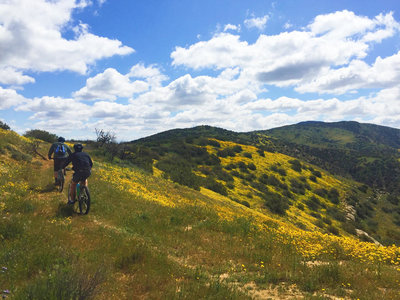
(69, 180, 78, 203)
(53, 160, 59, 184)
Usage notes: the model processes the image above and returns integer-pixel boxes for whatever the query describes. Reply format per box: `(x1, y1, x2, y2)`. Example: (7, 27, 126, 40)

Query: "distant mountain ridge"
(264, 121, 400, 149)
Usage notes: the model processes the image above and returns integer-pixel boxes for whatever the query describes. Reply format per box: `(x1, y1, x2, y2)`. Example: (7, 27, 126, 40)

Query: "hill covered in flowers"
(1, 126, 400, 299)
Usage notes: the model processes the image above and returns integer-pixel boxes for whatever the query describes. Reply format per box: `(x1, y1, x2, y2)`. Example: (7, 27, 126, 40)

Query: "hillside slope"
(2, 128, 400, 299)
(127, 122, 400, 246)
(262, 121, 400, 193)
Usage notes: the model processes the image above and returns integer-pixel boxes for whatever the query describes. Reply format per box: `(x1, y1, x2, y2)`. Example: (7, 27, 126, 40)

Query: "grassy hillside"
(262, 121, 400, 194)
(125, 123, 400, 246)
(3, 128, 400, 299)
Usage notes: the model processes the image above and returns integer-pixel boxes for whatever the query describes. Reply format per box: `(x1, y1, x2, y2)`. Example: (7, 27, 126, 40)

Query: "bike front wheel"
(78, 186, 91, 215)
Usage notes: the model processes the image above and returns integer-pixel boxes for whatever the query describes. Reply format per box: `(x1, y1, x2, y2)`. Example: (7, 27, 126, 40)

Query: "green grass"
(2, 131, 400, 299)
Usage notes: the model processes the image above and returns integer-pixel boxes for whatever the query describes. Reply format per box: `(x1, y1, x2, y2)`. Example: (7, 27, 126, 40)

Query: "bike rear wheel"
(57, 170, 64, 193)
(78, 186, 91, 215)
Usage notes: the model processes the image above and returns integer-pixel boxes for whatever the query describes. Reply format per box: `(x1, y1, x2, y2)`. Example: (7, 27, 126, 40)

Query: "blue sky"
(1, 0, 400, 141)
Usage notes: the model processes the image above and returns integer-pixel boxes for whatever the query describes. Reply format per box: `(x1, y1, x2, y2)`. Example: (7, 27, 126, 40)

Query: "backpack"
(55, 144, 66, 156)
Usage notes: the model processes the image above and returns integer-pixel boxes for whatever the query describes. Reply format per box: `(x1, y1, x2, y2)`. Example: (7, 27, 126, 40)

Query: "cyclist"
(48, 137, 72, 185)
(63, 143, 93, 205)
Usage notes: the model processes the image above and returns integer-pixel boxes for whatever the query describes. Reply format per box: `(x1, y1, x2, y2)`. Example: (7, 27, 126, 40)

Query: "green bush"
(156, 156, 201, 190)
(327, 225, 340, 235)
(262, 191, 289, 215)
(311, 169, 322, 178)
(0, 120, 10, 130)
(243, 152, 252, 158)
(289, 159, 302, 172)
(328, 188, 340, 204)
(203, 176, 228, 196)
(247, 162, 256, 170)
(24, 129, 57, 143)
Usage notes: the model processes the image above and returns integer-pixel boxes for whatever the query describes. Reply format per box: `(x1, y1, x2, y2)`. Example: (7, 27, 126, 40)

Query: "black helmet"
(73, 143, 83, 152)
(58, 136, 65, 142)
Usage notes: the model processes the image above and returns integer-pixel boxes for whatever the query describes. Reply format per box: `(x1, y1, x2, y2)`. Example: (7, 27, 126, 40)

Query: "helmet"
(58, 136, 65, 142)
(73, 143, 83, 152)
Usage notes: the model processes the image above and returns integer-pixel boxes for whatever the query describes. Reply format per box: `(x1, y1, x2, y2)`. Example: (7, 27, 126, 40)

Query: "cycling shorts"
(72, 169, 91, 183)
(54, 157, 68, 171)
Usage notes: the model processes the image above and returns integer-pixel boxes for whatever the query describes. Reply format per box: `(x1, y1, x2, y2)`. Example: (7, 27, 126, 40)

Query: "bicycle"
(51, 157, 66, 193)
(68, 181, 91, 215)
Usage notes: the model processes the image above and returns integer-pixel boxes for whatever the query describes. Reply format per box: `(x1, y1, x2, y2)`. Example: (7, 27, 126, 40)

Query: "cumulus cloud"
(73, 68, 149, 101)
(0, 0, 133, 77)
(223, 24, 241, 32)
(0, 87, 28, 109)
(73, 63, 169, 101)
(244, 15, 269, 30)
(0, 68, 35, 85)
(171, 10, 400, 95)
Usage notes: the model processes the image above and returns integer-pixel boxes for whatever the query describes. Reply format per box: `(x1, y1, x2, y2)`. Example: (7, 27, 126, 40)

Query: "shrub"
(247, 162, 256, 170)
(257, 148, 265, 157)
(156, 156, 201, 190)
(327, 225, 340, 235)
(315, 188, 328, 198)
(305, 196, 320, 211)
(314, 219, 325, 228)
(309, 175, 317, 182)
(267, 174, 281, 187)
(0, 120, 10, 130)
(289, 159, 302, 172)
(243, 152, 252, 158)
(327, 188, 340, 204)
(203, 177, 228, 196)
(262, 191, 289, 215)
(259, 174, 269, 184)
(387, 194, 399, 205)
(358, 184, 368, 193)
(290, 178, 306, 195)
(24, 129, 57, 143)
(311, 169, 322, 178)
(322, 217, 332, 225)
(270, 164, 287, 176)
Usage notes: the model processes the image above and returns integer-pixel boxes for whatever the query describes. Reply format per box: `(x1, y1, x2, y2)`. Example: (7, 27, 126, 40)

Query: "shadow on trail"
(56, 202, 74, 217)
(39, 183, 58, 193)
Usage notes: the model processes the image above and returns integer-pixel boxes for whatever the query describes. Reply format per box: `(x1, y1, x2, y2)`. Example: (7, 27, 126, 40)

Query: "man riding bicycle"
(48, 137, 72, 185)
(62, 143, 93, 205)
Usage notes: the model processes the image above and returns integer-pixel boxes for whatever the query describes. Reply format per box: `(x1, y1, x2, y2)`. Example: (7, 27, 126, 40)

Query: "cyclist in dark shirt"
(63, 143, 93, 204)
(48, 137, 72, 185)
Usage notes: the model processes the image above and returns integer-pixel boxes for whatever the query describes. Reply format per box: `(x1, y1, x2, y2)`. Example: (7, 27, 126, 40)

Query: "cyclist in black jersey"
(62, 143, 93, 205)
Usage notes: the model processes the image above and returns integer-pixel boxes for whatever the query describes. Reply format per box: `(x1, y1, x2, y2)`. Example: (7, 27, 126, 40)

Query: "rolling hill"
(1, 122, 400, 299)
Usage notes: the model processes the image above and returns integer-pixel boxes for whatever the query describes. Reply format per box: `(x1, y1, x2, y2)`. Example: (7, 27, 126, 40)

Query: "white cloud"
(296, 51, 400, 94)
(171, 10, 400, 95)
(73, 63, 169, 101)
(0, 67, 35, 85)
(73, 68, 149, 101)
(244, 15, 269, 30)
(0, 0, 133, 76)
(0, 86, 27, 109)
(284, 22, 293, 30)
(223, 24, 241, 32)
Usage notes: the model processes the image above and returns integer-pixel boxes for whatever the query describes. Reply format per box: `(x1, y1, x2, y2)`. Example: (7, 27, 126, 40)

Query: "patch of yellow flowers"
(96, 159, 400, 266)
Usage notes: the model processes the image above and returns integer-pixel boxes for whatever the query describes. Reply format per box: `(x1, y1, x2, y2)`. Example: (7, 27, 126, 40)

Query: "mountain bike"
(51, 157, 66, 193)
(68, 182, 91, 215)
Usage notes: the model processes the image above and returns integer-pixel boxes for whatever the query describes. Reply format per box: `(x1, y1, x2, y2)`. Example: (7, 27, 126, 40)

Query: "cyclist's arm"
(48, 144, 55, 159)
(66, 144, 72, 156)
(62, 155, 72, 169)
